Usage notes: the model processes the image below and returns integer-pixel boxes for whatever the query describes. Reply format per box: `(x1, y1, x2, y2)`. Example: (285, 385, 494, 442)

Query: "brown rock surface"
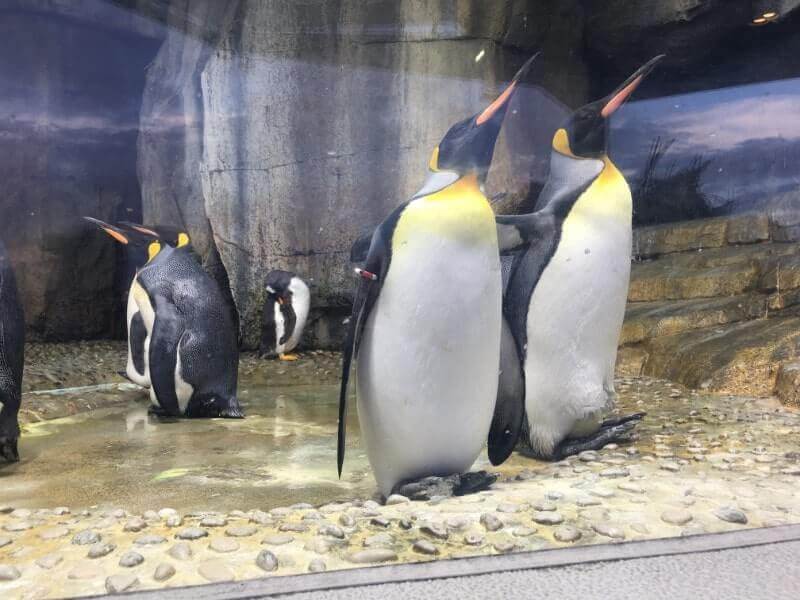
(774, 361, 800, 407)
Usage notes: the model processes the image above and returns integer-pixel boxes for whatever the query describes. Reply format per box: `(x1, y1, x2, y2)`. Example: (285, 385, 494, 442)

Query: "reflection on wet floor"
(1, 381, 373, 512)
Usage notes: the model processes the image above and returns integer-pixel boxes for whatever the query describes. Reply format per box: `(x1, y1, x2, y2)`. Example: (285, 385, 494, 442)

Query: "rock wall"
(139, 0, 590, 348)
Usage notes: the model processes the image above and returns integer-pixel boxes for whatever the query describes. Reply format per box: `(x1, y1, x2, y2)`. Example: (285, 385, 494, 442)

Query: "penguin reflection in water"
(259, 270, 310, 361)
(86, 219, 243, 418)
(0, 238, 24, 462)
(338, 56, 538, 498)
(495, 56, 664, 460)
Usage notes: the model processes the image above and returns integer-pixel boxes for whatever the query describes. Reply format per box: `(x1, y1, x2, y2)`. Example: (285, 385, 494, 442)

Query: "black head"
(118, 222, 191, 249)
(414, 54, 538, 198)
(554, 55, 664, 159)
(265, 269, 296, 305)
(83, 217, 184, 264)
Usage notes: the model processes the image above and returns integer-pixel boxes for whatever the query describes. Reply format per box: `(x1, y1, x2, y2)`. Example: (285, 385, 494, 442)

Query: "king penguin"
(338, 56, 537, 498)
(0, 238, 24, 462)
(259, 270, 311, 361)
(495, 56, 663, 460)
(84, 218, 189, 389)
(87, 218, 242, 418)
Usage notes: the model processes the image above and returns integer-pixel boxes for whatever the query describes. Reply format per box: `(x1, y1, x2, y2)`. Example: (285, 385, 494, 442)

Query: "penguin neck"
(423, 172, 484, 203)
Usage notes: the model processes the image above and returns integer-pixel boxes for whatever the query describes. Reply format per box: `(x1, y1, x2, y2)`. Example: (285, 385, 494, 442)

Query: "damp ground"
(1, 342, 799, 598)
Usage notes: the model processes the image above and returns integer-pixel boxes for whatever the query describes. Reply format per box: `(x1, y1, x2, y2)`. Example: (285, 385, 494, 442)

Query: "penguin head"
(413, 53, 539, 198)
(118, 222, 191, 250)
(554, 55, 664, 159)
(265, 270, 296, 305)
(83, 217, 188, 264)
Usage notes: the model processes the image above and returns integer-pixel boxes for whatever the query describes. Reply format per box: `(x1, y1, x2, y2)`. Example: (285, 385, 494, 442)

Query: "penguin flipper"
(349, 231, 374, 263)
(148, 294, 184, 418)
(496, 212, 550, 252)
(129, 311, 147, 379)
(487, 314, 525, 466)
(338, 205, 405, 477)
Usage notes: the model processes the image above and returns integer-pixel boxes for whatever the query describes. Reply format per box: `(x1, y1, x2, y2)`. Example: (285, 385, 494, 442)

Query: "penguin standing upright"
(88, 219, 242, 418)
(84, 218, 189, 389)
(0, 238, 24, 462)
(496, 56, 663, 460)
(259, 270, 310, 360)
(338, 56, 537, 497)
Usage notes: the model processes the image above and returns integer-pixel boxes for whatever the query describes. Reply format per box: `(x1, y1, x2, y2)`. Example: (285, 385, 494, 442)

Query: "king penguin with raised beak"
(338, 56, 537, 498)
(495, 56, 664, 460)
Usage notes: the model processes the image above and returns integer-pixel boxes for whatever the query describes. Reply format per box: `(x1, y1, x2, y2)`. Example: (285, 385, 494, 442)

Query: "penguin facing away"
(338, 55, 537, 498)
(87, 218, 242, 419)
(84, 218, 189, 390)
(0, 238, 24, 462)
(495, 56, 663, 460)
(259, 270, 311, 361)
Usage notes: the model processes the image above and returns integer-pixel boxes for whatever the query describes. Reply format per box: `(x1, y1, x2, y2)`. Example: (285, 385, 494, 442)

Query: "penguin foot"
(391, 470, 497, 502)
(279, 353, 299, 361)
(147, 404, 174, 418)
(0, 437, 19, 463)
(553, 413, 645, 460)
(219, 402, 245, 419)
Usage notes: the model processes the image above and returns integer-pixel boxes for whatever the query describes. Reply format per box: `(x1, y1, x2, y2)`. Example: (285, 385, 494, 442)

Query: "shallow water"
(1, 381, 379, 512)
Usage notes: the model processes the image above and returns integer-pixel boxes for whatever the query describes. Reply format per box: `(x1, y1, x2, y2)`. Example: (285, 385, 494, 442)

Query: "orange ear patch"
(476, 81, 517, 126)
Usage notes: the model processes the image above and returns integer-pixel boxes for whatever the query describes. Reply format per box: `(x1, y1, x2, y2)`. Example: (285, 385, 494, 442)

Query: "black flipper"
(129, 311, 147, 377)
(487, 315, 525, 466)
(338, 204, 407, 477)
(279, 303, 297, 346)
(259, 297, 277, 357)
(349, 231, 374, 263)
(148, 294, 184, 417)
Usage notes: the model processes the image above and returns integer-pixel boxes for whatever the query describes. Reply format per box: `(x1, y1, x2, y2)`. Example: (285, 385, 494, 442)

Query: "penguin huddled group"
(339, 55, 665, 497)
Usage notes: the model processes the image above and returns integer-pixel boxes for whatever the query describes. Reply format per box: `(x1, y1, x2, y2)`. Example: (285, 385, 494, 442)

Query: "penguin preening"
(496, 56, 663, 460)
(84, 218, 189, 389)
(259, 270, 310, 361)
(338, 56, 537, 497)
(0, 238, 24, 462)
(87, 218, 242, 419)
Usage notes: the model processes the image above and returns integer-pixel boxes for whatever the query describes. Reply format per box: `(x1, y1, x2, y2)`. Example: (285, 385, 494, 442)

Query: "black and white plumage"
(0, 239, 24, 462)
(495, 56, 663, 460)
(259, 270, 310, 360)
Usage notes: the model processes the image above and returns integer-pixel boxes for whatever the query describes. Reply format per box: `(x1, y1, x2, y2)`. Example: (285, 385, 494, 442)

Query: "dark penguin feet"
(184, 396, 245, 419)
(0, 437, 19, 463)
(147, 404, 175, 418)
(553, 412, 646, 460)
(390, 470, 498, 502)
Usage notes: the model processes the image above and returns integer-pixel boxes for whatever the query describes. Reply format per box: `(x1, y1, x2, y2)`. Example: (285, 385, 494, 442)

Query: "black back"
(137, 245, 240, 418)
(0, 239, 25, 460)
(337, 202, 407, 476)
(259, 270, 299, 356)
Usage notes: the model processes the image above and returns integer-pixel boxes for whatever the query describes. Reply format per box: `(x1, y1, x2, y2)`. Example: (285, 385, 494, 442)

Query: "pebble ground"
(1, 343, 798, 598)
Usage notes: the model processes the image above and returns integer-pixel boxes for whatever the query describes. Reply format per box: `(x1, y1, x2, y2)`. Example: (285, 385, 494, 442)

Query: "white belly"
(524, 187, 632, 456)
(356, 235, 502, 497)
(132, 280, 158, 407)
(125, 278, 150, 387)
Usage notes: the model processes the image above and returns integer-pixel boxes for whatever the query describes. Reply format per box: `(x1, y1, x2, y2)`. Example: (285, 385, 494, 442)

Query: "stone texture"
(347, 549, 398, 564)
(633, 216, 729, 258)
(774, 361, 800, 407)
(198, 561, 235, 583)
(105, 574, 139, 594)
(154, 563, 176, 582)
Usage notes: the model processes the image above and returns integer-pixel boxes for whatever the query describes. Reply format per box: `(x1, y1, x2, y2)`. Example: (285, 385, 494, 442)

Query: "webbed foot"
(0, 437, 19, 463)
(553, 412, 645, 460)
(390, 470, 497, 502)
(147, 404, 174, 418)
(279, 353, 299, 361)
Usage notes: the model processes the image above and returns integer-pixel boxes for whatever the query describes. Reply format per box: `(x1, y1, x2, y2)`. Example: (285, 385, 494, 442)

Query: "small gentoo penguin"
(338, 55, 538, 498)
(84, 218, 188, 389)
(259, 270, 310, 361)
(0, 238, 24, 462)
(87, 218, 242, 418)
(495, 56, 663, 460)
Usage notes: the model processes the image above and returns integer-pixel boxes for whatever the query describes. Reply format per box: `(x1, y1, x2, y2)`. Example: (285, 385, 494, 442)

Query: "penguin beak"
(83, 216, 131, 245)
(600, 55, 665, 118)
(475, 52, 539, 126)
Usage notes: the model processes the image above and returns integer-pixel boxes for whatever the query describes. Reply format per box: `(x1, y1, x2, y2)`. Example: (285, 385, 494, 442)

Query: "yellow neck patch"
(147, 241, 161, 263)
(177, 232, 190, 247)
(392, 173, 496, 248)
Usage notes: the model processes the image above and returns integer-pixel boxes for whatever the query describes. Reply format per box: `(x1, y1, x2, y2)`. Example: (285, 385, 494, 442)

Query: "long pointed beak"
(476, 52, 539, 125)
(83, 216, 130, 245)
(601, 55, 665, 118)
(118, 221, 160, 238)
